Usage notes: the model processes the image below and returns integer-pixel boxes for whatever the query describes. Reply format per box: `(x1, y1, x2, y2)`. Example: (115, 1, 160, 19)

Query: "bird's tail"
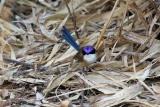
(61, 26, 80, 51)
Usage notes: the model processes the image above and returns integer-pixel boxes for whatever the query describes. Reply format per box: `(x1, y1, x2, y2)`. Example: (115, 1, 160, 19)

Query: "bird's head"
(82, 45, 97, 64)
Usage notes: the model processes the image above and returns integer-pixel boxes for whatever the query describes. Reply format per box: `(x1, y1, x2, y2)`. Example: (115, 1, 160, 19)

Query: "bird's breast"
(83, 54, 97, 64)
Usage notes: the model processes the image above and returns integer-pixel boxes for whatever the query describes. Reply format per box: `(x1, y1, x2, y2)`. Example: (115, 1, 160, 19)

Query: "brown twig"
(64, 0, 79, 39)
(3, 58, 46, 71)
(95, 0, 120, 50)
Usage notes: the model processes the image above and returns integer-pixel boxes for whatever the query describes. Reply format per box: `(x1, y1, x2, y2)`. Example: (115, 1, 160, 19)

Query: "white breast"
(83, 54, 97, 64)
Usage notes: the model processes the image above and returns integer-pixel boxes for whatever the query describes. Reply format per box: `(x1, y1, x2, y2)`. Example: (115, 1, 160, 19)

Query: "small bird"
(61, 26, 97, 64)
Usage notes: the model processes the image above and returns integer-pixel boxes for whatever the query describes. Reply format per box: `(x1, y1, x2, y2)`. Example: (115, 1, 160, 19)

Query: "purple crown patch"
(82, 45, 95, 54)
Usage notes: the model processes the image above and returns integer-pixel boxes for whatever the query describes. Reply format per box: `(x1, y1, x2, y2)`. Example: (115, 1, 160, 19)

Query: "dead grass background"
(0, 0, 160, 107)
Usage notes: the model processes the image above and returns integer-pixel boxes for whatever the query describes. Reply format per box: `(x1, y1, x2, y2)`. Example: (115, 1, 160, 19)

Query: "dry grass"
(0, 0, 160, 107)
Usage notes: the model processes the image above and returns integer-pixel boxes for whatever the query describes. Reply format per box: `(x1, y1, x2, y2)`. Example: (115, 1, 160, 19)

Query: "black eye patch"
(88, 49, 96, 54)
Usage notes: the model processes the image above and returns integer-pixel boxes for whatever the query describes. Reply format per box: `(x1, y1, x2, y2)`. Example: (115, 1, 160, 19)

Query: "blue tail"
(61, 26, 80, 51)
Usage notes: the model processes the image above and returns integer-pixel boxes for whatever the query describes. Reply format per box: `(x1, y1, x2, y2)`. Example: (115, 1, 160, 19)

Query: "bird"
(61, 26, 97, 64)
